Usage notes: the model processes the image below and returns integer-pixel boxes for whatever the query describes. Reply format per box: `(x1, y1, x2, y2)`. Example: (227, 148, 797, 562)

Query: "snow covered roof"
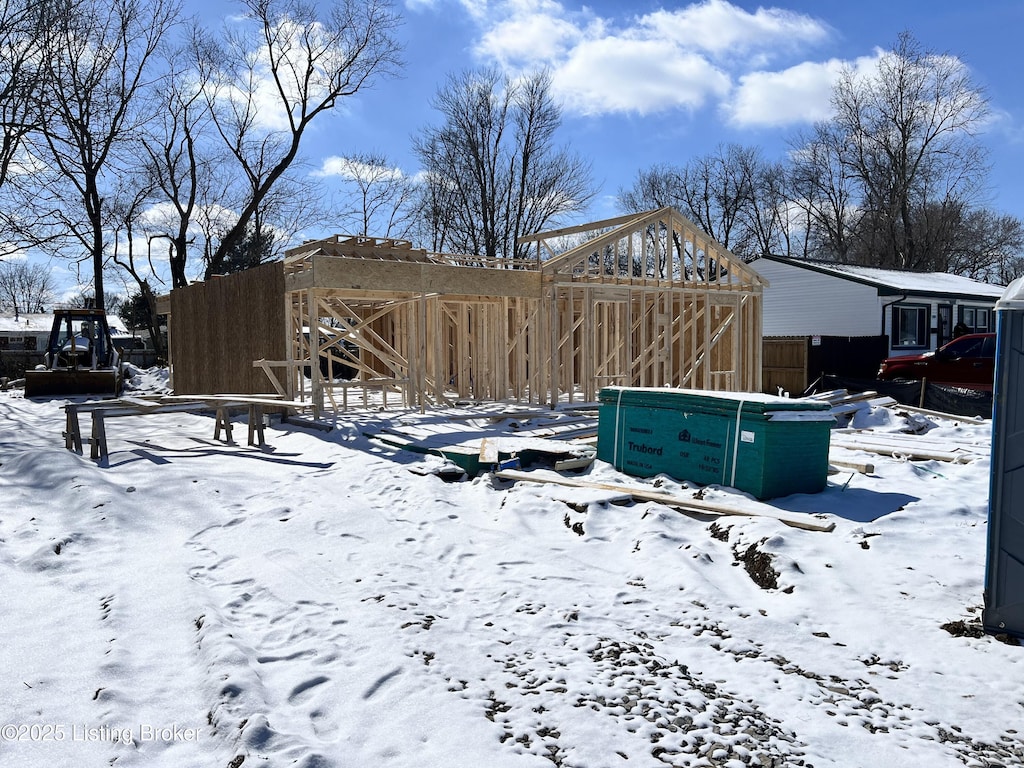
(0, 313, 129, 335)
(755, 255, 1005, 300)
(0, 313, 54, 333)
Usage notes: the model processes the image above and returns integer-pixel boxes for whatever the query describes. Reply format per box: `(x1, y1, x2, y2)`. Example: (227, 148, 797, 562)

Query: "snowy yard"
(1, 372, 1021, 768)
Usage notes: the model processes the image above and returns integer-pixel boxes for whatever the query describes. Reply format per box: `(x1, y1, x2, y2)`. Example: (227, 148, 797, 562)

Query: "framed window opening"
(893, 304, 929, 349)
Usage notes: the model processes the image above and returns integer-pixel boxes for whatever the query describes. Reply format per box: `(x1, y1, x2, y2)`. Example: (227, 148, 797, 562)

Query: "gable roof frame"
(522, 206, 768, 289)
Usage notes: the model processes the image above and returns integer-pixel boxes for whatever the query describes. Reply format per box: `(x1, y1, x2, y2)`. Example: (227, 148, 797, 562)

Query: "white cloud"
(723, 51, 884, 128)
(639, 0, 830, 59)
(314, 156, 406, 181)
(460, 0, 833, 119)
(405, 0, 486, 18)
(987, 107, 1024, 145)
(553, 37, 730, 116)
(0, 245, 28, 262)
(724, 60, 841, 128)
(477, 12, 587, 69)
(457, 0, 491, 22)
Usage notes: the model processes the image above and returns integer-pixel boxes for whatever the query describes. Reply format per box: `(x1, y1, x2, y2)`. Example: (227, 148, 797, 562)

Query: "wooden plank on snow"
(494, 469, 835, 532)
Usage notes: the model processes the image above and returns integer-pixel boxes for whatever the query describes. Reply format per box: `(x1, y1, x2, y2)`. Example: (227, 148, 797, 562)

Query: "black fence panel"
(807, 374, 992, 419)
(806, 335, 890, 382)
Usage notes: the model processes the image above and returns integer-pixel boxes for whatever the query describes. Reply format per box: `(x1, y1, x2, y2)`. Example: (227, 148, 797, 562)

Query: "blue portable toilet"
(985, 276, 1024, 638)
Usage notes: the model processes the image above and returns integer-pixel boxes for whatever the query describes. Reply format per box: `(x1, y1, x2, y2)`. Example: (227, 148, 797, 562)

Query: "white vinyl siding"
(751, 259, 882, 337)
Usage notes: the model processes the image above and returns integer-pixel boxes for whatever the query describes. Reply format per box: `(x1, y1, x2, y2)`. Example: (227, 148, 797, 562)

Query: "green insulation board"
(597, 387, 834, 499)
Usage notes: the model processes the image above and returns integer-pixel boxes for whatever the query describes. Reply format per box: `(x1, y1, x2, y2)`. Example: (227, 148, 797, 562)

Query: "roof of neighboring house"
(754, 255, 1005, 300)
(0, 313, 54, 333)
(0, 313, 129, 335)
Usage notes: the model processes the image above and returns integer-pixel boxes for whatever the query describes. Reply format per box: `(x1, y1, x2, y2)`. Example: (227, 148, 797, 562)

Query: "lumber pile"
(805, 388, 897, 424)
(806, 387, 985, 425)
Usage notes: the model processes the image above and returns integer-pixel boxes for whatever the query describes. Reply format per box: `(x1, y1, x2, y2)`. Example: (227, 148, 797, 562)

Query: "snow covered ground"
(1, 368, 1021, 768)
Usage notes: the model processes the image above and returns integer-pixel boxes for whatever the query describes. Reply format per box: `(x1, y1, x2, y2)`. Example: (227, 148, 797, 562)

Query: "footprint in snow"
(288, 675, 330, 703)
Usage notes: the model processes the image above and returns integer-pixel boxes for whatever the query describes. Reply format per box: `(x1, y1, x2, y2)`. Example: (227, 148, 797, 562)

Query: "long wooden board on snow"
(829, 437, 977, 463)
(494, 469, 835, 532)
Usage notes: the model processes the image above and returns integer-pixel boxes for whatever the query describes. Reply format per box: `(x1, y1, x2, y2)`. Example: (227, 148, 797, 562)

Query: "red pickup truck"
(877, 333, 995, 389)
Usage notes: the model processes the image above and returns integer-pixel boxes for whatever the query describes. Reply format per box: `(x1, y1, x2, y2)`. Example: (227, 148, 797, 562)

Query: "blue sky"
(234, 0, 1024, 224)
(30, 0, 1024, 301)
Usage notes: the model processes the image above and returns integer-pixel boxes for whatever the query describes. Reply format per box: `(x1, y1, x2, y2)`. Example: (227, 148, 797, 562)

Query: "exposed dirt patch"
(942, 617, 1020, 645)
(708, 522, 730, 542)
(941, 619, 986, 638)
(735, 541, 779, 590)
(562, 513, 585, 536)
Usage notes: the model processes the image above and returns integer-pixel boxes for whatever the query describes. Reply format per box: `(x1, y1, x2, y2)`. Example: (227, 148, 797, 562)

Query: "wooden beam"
(518, 210, 648, 243)
(288, 255, 543, 299)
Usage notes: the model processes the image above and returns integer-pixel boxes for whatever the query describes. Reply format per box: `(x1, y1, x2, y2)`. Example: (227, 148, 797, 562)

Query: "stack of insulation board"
(597, 387, 835, 499)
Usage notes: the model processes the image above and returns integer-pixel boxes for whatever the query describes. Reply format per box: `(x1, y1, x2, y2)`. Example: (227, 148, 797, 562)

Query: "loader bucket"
(24, 368, 122, 399)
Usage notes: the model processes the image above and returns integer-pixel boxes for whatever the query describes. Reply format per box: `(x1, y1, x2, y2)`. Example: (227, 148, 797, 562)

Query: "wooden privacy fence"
(165, 208, 767, 413)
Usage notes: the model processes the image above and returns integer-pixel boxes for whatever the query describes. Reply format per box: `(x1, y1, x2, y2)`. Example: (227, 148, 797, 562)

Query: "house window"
(893, 304, 929, 348)
(961, 307, 991, 334)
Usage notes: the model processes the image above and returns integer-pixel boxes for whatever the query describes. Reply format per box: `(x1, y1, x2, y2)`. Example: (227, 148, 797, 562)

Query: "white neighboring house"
(0, 312, 139, 353)
(749, 255, 1005, 358)
(0, 313, 54, 352)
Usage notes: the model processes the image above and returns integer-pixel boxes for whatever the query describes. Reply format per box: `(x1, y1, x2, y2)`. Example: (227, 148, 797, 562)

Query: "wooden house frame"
(270, 207, 766, 413)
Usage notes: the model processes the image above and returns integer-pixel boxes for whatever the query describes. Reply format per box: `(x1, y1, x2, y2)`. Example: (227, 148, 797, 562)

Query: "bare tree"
(140, 43, 214, 289)
(106, 177, 168, 354)
(617, 163, 680, 213)
(0, 0, 44, 191)
(197, 0, 401, 278)
(0, 1, 57, 256)
(409, 170, 458, 254)
(946, 208, 1024, 283)
(332, 151, 416, 237)
(614, 34, 1021, 276)
(28, 0, 181, 310)
(739, 159, 793, 258)
(617, 145, 782, 260)
(678, 145, 758, 254)
(778, 33, 1024, 277)
(0, 260, 56, 317)
(413, 68, 595, 263)
(787, 121, 858, 261)
(828, 32, 990, 270)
